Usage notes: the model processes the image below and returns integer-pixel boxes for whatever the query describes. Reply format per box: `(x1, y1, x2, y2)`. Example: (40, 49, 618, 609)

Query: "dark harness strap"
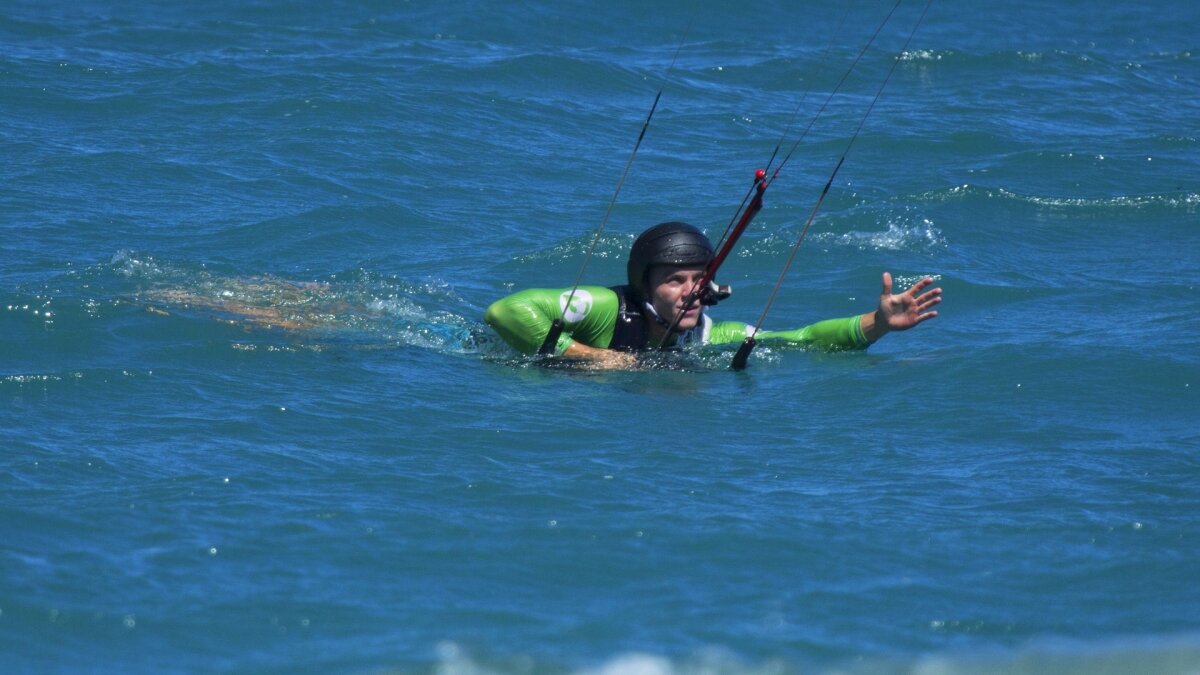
(608, 285, 649, 352)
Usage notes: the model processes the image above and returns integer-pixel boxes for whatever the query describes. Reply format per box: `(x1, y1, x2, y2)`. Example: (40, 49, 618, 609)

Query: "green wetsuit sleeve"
(484, 286, 619, 355)
(707, 315, 869, 351)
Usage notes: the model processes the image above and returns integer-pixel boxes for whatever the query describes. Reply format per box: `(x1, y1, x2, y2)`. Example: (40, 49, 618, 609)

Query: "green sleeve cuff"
(554, 332, 574, 356)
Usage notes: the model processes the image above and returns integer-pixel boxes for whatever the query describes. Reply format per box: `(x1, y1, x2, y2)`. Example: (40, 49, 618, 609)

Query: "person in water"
(485, 221, 942, 368)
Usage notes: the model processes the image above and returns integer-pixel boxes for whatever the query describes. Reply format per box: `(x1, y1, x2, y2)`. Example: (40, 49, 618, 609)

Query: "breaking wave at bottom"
(420, 634, 1200, 675)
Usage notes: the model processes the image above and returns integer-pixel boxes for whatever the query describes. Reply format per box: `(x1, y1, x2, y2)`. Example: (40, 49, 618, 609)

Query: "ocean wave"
(809, 218, 947, 252)
(424, 634, 1200, 675)
(919, 184, 1200, 210)
(517, 212, 946, 269)
(2, 372, 84, 385)
(1008, 189, 1200, 209)
(884, 47, 1187, 77)
(512, 232, 634, 265)
(898, 49, 951, 62)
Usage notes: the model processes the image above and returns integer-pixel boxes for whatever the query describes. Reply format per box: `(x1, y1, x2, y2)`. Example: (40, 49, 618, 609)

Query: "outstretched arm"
(860, 272, 942, 344)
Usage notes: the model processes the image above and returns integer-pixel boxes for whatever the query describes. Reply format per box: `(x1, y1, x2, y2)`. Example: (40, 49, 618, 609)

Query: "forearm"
(740, 315, 869, 351)
(561, 341, 636, 369)
(859, 310, 889, 345)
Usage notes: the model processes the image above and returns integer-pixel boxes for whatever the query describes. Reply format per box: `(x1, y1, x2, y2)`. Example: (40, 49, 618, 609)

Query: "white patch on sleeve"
(559, 289, 593, 323)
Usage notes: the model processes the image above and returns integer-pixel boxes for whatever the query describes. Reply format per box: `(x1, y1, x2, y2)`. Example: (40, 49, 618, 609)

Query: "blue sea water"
(3, 0, 1199, 673)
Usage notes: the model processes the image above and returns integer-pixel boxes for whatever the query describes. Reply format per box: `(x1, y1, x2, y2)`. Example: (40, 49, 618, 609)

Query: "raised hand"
(878, 272, 942, 332)
(859, 272, 942, 343)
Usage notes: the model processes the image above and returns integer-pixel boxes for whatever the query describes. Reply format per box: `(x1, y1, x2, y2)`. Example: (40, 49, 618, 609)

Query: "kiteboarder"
(485, 221, 941, 369)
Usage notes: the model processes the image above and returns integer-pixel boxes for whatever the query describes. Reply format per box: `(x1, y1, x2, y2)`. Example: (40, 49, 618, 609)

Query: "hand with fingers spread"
(861, 272, 943, 344)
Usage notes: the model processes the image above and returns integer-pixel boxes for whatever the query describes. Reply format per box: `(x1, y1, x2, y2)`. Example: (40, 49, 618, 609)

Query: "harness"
(608, 285, 710, 352)
(608, 285, 650, 352)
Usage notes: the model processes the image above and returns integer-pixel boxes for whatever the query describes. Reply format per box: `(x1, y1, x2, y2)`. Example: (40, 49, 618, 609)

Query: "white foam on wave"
(579, 653, 675, 675)
(996, 188, 1200, 209)
(921, 184, 1200, 211)
(899, 49, 948, 62)
(422, 634, 1200, 675)
(811, 219, 947, 252)
(111, 250, 166, 279)
(2, 372, 83, 384)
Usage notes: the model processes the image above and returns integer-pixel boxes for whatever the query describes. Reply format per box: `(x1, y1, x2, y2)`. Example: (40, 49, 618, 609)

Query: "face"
(646, 265, 707, 332)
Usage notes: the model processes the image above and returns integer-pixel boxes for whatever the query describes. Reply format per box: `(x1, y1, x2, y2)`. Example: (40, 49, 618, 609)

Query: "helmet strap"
(641, 301, 674, 329)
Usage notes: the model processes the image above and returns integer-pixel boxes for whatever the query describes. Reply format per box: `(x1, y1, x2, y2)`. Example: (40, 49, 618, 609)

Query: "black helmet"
(627, 221, 713, 299)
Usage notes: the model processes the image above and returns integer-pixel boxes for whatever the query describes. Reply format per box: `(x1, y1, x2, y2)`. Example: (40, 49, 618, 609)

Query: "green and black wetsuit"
(484, 285, 868, 355)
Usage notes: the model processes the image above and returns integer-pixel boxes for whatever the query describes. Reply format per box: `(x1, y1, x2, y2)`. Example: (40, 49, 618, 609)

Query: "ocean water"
(3, 0, 1199, 673)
